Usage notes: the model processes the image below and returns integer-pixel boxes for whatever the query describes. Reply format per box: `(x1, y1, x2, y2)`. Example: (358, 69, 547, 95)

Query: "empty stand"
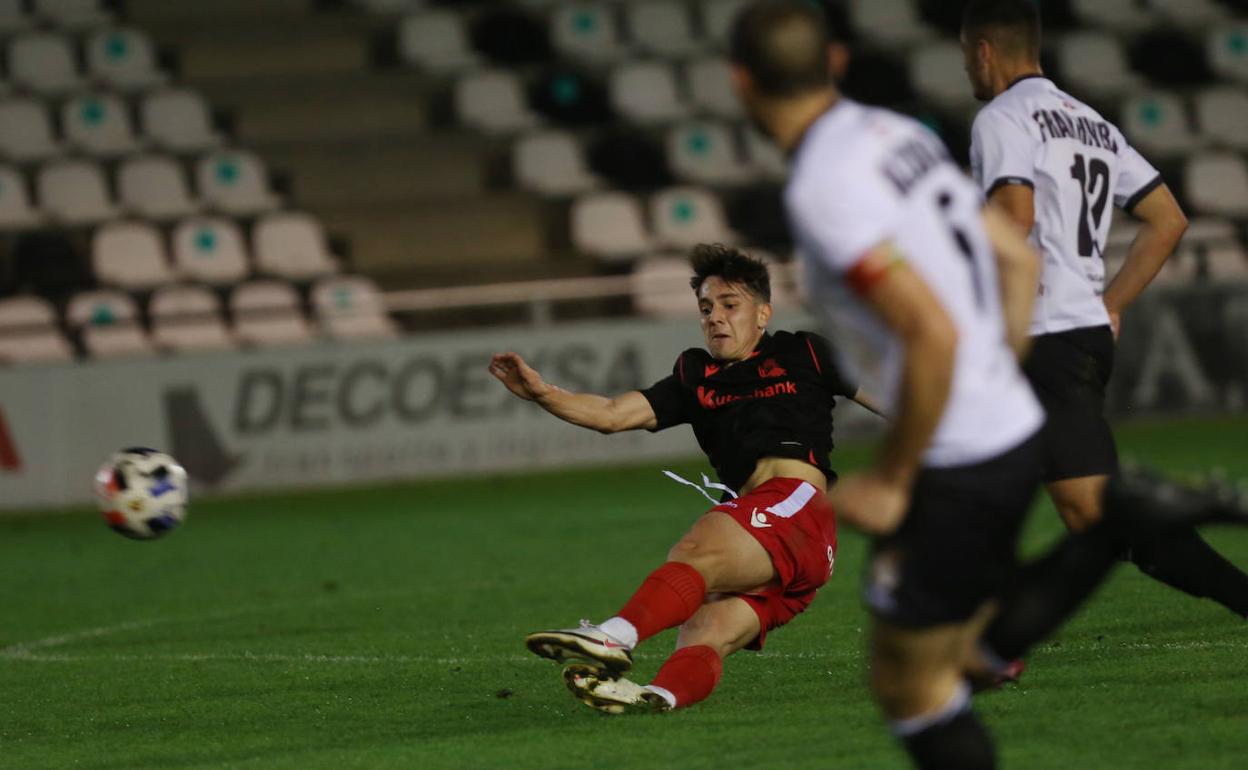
(312, 276, 398, 340)
(85, 28, 169, 93)
(252, 211, 339, 281)
(8, 32, 85, 95)
(196, 150, 282, 216)
(666, 120, 754, 186)
(141, 89, 226, 154)
(172, 216, 250, 285)
(62, 92, 143, 158)
(650, 186, 736, 250)
(231, 279, 315, 347)
(0, 99, 62, 162)
(118, 154, 200, 221)
(571, 191, 652, 261)
(66, 289, 154, 359)
(610, 61, 690, 124)
(92, 221, 177, 290)
(38, 159, 120, 226)
(149, 284, 235, 353)
(512, 130, 601, 197)
(398, 11, 482, 73)
(455, 69, 542, 134)
(0, 165, 44, 231)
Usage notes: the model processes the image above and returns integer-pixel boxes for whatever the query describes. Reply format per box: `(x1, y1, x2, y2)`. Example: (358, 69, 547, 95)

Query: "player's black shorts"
(865, 432, 1043, 628)
(1023, 325, 1118, 482)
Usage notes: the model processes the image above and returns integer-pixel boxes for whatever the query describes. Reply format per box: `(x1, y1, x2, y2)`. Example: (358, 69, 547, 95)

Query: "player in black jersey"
(489, 244, 877, 714)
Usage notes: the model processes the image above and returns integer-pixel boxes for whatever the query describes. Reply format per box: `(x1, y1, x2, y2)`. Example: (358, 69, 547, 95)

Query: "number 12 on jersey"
(1070, 153, 1110, 259)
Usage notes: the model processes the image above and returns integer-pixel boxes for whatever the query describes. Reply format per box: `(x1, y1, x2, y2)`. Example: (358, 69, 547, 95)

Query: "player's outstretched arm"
(983, 204, 1041, 360)
(489, 352, 658, 433)
(1104, 185, 1187, 339)
(850, 387, 887, 418)
(832, 243, 957, 535)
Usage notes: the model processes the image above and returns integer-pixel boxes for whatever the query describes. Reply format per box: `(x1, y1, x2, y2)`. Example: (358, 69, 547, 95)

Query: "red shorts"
(712, 477, 838, 649)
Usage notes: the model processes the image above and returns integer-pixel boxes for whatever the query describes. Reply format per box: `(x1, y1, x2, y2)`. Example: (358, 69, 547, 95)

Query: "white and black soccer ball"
(94, 448, 189, 540)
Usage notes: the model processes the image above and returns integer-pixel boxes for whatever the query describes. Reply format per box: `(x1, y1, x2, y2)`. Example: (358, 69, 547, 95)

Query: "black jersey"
(639, 330, 857, 494)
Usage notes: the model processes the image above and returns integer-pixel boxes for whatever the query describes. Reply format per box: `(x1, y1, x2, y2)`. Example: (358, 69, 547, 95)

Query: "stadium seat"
(686, 56, 744, 119)
(512, 130, 601, 197)
(0, 0, 33, 34)
(85, 28, 169, 93)
(62, 92, 142, 157)
(909, 42, 977, 109)
(1184, 151, 1248, 218)
(252, 212, 339, 281)
(117, 155, 199, 221)
(455, 69, 542, 134)
(312, 276, 399, 340)
(1148, 0, 1227, 30)
(1194, 87, 1248, 151)
(1207, 24, 1248, 84)
(0, 295, 73, 364)
(849, 0, 933, 46)
(650, 186, 736, 250)
(33, 0, 113, 29)
(1121, 92, 1197, 156)
(666, 120, 755, 186)
(631, 254, 699, 318)
(625, 1, 702, 58)
(92, 221, 177, 290)
(141, 89, 225, 154)
(1070, 0, 1155, 33)
(551, 3, 627, 65)
(66, 289, 153, 359)
(1054, 32, 1141, 99)
(149, 284, 236, 353)
(231, 279, 315, 348)
(570, 191, 652, 262)
(700, 0, 751, 47)
(0, 165, 45, 231)
(743, 128, 788, 182)
(37, 159, 120, 226)
(610, 61, 690, 124)
(195, 150, 282, 216)
(1179, 218, 1248, 284)
(398, 11, 482, 73)
(0, 98, 62, 162)
(172, 216, 250, 286)
(7, 32, 84, 95)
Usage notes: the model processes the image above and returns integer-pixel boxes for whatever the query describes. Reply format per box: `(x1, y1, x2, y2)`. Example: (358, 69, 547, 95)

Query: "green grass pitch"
(2, 416, 1246, 769)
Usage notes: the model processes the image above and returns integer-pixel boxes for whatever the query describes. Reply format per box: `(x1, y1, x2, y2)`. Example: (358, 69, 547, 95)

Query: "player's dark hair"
(961, 0, 1041, 58)
(730, 0, 833, 98)
(689, 244, 771, 303)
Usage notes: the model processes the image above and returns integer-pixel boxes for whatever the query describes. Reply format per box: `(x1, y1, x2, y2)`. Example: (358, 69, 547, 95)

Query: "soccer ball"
(94, 448, 189, 540)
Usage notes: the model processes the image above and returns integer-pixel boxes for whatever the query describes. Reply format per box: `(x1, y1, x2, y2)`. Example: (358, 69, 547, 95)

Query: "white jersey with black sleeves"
(969, 75, 1162, 336)
(787, 99, 1043, 468)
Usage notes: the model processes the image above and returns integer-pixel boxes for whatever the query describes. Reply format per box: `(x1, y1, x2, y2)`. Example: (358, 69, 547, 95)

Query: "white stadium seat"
(1207, 24, 1248, 85)
(62, 92, 142, 157)
(172, 216, 250, 286)
(0, 165, 44, 231)
(117, 154, 199, 221)
(1148, 0, 1226, 30)
(1070, 0, 1156, 33)
(149, 284, 236, 353)
(512, 130, 601, 197)
(610, 61, 690, 124)
(85, 28, 169, 92)
(398, 11, 482, 73)
(650, 186, 735, 250)
(92, 221, 177, 290)
(1121, 91, 1196, 156)
(454, 70, 542, 134)
(687, 56, 744, 119)
(626, 1, 702, 58)
(552, 3, 627, 64)
(196, 150, 282, 215)
(666, 120, 755, 186)
(37, 159, 120, 226)
(1178, 218, 1248, 284)
(0, 296, 72, 364)
(8, 31, 84, 95)
(312, 276, 399, 340)
(141, 89, 225, 154)
(700, 0, 750, 47)
(66, 289, 153, 359)
(231, 279, 315, 348)
(0, 98, 62, 162)
(849, 0, 932, 46)
(252, 211, 339, 281)
(571, 191, 652, 262)
(0, 295, 57, 329)
(909, 42, 978, 110)
(631, 254, 699, 319)
(1055, 32, 1141, 99)
(1184, 151, 1248, 219)
(34, 0, 113, 29)
(1194, 87, 1248, 151)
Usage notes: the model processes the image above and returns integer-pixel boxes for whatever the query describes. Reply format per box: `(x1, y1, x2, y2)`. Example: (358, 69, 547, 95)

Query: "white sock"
(644, 684, 677, 708)
(597, 616, 638, 649)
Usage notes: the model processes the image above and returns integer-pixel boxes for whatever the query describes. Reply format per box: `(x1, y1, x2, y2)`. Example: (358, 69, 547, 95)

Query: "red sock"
(616, 562, 706, 644)
(650, 645, 723, 709)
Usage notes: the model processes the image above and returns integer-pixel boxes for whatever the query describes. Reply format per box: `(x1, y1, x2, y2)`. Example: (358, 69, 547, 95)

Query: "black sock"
(982, 528, 1122, 661)
(901, 709, 996, 770)
(1126, 525, 1248, 618)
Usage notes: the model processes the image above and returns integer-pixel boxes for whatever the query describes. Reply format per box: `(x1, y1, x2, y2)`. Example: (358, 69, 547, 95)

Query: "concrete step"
(320, 196, 550, 278)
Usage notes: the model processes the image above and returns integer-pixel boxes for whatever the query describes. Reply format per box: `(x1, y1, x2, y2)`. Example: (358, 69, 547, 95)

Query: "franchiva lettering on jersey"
(696, 381, 798, 410)
(1031, 109, 1118, 152)
(881, 133, 951, 196)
